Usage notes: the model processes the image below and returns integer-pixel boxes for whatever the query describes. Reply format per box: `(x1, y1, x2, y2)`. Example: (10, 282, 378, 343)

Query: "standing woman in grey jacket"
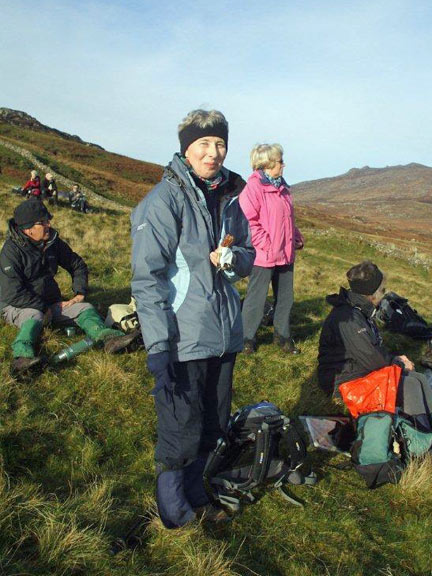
(131, 110, 254, 528)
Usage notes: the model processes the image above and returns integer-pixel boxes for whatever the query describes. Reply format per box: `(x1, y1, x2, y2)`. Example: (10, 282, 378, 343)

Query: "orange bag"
(338, 365, 401, 418)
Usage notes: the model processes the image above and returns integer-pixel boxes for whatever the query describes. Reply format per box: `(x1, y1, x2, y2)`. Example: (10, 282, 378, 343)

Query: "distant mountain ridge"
(292, 162, 432, 244)
(293, 163, 432, 202)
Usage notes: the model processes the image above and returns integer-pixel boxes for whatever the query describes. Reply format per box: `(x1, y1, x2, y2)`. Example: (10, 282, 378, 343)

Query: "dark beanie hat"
(347, 262, 384, 295)
(14, 198, 52, 230)
(179, 122, 228, 156)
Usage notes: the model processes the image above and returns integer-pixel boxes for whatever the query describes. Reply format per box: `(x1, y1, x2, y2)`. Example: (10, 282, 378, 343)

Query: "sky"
(1, 0, 431, 183)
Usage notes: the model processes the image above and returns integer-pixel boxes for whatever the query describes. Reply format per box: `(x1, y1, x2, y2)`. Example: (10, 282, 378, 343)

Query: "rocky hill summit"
(293, 163, 432, 203)
(0, 107, 104, 149)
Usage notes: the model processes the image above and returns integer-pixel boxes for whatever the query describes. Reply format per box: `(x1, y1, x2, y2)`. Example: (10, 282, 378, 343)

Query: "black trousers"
(154, 353, 236, 469)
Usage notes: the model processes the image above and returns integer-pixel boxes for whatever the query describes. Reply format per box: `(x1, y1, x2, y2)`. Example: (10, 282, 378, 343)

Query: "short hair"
(347, 260, 385, 296)
(178, 109, 228, 134)
(250, 143, 283, 171)
(31, 170, 38, 178)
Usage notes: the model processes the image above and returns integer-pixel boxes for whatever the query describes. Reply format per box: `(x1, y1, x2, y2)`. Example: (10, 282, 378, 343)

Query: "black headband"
(348, 266, 383, 295)
(179, 122, 228, 156)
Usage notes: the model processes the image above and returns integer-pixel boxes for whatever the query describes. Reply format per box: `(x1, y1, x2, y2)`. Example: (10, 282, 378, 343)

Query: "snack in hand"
(220, 233, 235, 248)
(216, 234, 235, 268)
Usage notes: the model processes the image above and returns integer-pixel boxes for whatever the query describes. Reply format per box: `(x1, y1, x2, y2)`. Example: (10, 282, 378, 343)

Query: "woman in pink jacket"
(239, 143, 304, 354)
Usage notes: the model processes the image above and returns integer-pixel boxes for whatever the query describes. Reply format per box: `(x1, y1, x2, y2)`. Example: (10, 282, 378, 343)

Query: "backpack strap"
(279, 417, 307, 471)
(203, 437, 228, 495)
(210, 421, 273, 493)
(234, 421, 272, 491)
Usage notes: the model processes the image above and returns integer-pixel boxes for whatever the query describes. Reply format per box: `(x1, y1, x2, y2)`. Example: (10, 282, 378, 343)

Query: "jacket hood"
(326, 287, 376, 318)
(7, 218, 58, 249)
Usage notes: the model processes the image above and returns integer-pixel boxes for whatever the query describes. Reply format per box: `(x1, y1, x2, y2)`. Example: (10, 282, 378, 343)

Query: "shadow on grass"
(86, 286, 133, 311)
(255, 296, 328, 346)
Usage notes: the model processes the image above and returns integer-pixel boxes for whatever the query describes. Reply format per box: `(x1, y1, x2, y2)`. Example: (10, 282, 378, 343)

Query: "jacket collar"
(165, 154, 236, 199)
(326, 287, 376, 318)
(7, 218, 58, 251)
(250, 170, 290, 193)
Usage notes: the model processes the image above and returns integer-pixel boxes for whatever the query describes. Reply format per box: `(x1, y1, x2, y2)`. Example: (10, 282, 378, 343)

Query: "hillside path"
(0, 136, 128, 212)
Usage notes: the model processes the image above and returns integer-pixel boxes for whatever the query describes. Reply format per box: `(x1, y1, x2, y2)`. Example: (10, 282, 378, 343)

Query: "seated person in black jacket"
(0, 198, 136, 377)
(318, 260, 432, 429)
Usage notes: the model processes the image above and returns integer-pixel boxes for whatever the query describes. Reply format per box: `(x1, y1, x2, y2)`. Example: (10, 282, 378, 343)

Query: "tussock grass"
(398, 454, 432, 504)
(1, 183, 432, 574)
(147, 519, 240, 576)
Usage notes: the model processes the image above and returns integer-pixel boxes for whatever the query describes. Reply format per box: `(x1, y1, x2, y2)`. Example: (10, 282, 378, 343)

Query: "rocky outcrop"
(0, 108, 104, 150)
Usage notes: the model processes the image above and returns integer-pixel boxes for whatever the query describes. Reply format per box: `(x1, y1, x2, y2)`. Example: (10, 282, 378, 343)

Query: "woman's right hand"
(209, 250, 220, 267)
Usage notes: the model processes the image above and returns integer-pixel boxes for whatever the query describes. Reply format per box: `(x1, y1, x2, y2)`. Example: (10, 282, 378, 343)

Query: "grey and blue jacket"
(131, 154, 255, 361)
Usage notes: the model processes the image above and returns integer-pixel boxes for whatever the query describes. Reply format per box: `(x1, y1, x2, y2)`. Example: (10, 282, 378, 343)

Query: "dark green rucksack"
(351, 412, 432, 489)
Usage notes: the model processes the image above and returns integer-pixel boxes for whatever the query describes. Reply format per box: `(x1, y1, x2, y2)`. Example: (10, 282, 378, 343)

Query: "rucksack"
(351, 411, 432, 489)
(203, 401, 316, 513)
(376, 291, 432, 339)
(105, 298, 140, 333)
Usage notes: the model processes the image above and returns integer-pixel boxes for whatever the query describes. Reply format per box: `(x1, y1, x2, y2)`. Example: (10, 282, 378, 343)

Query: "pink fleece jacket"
(239, 170, 303, 268)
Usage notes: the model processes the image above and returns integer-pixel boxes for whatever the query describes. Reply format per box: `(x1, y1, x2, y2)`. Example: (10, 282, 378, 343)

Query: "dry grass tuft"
(398, 453, 432, 503)
(148, 520, 239, 576)
(34, 511, 108, 573)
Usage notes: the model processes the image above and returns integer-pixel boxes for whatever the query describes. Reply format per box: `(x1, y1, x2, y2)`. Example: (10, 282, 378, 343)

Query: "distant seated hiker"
(69, 184, 89, 213)
(318, 260, 432, 430)
(240, 143, 304, 355)
(22, 170, 41, 197)
(42, 173, 58, 205)
(0, 198, 137, 378)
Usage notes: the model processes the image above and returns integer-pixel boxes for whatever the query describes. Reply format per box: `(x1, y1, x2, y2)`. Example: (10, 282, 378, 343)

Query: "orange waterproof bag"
(338, 364, 401, 418)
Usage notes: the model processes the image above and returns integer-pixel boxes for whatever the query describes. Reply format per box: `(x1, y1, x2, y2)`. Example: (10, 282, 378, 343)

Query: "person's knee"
(10, 308, 44, 328)
(66, 302, 94, 321)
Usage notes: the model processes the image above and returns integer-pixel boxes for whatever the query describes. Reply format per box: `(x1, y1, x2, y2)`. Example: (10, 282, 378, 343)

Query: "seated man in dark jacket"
(0, 198, 135, 377)
(318, 260, 432, 428)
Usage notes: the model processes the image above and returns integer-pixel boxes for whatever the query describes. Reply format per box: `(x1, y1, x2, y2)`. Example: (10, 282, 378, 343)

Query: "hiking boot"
(194, 504, 231, 524)
(104, 330, 141, 354)
(273, 333, 301, 355)
(10, 356, 44, 379)
(243, 339, 256, 355)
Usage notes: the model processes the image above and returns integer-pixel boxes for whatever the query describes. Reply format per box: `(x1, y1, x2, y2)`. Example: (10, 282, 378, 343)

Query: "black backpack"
(203, 401, 316, 513)
(376, 291, 432, 339)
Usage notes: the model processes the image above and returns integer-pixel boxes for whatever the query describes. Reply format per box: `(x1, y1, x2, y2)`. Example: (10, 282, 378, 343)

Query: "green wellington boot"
(75, 307, 138, 353)
(11, 318, 44, 378)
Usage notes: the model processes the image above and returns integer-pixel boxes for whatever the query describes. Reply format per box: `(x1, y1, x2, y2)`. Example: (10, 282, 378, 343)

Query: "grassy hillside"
(0, 120, 163, 206)
(0, 182, 432, 576)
